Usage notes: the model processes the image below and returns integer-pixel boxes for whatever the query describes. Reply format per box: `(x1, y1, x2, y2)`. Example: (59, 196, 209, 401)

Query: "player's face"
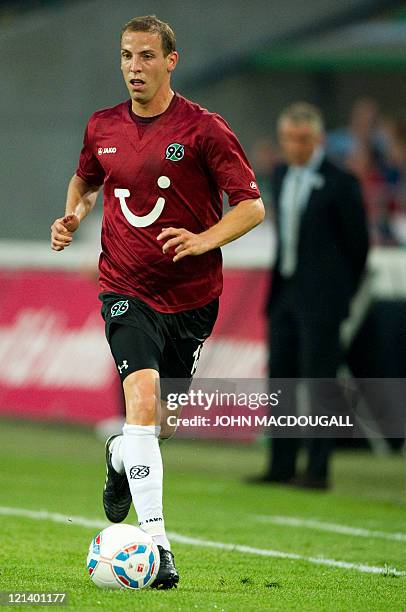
(120, 30, 178, 108)
(278, 119, 323, 166)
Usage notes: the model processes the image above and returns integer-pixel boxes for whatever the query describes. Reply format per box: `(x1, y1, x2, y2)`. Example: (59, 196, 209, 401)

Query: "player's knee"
(123, 370, 160, 425)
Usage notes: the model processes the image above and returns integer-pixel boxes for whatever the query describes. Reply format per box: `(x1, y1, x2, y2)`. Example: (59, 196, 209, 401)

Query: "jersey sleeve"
(75, 119, 106, 186)
(201, 114, 261, 206)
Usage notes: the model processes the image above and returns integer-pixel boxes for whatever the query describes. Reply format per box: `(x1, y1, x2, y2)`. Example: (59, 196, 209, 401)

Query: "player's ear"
(166, 51, 179, 73)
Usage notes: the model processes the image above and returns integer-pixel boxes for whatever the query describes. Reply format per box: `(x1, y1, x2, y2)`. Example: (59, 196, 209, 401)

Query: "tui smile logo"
(165, 143, 185, 161)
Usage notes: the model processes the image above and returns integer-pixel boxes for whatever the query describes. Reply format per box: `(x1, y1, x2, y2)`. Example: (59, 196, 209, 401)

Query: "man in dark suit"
(258, 102, 369, 489)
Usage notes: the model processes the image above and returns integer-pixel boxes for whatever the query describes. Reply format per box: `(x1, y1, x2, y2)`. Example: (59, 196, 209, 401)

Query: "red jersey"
(76, 94, 260, 313)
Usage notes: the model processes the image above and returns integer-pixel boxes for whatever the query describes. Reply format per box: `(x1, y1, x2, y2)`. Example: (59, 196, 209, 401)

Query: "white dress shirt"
(279, 146, 325, 278)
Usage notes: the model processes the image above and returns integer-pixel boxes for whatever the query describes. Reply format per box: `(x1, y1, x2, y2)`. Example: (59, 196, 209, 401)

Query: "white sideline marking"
(0, 506, 106, 529)
(253, 515, 406, 543)
(0, 506, 404, 577)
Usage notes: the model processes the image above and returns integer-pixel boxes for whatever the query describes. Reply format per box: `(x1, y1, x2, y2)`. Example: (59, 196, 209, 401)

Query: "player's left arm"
(158, 197, 265, 262)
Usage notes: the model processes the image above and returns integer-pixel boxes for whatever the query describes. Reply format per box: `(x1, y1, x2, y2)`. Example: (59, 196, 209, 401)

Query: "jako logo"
(130, 465, 150, 479)
(98, 147, 117, 155)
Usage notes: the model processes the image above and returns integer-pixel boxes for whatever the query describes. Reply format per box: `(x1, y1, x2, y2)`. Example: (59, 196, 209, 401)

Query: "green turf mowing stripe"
(1, 506, 405, 578)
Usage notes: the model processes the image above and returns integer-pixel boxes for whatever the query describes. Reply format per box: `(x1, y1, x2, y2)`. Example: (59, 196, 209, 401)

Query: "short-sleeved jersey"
(76, 93, 260, 313)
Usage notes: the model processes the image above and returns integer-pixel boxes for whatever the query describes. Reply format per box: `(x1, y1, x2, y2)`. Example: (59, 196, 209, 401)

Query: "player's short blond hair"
(121, 15, 176, 57)
(278, 102, 324, 135)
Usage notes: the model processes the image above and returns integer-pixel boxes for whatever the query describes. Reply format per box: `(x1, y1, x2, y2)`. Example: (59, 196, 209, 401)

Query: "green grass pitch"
(0, 419, 405, 610)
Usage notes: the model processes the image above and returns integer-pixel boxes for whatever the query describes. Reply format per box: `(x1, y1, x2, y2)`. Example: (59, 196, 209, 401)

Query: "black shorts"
(100, 292, 219, 398)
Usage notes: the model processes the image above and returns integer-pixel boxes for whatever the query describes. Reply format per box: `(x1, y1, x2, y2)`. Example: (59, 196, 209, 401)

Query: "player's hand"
(50, 214, 80, 251)
(157, 227, 209, 263)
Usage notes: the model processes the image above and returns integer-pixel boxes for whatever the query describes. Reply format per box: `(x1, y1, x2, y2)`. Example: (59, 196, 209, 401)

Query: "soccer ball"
(87, 524, 160, 589)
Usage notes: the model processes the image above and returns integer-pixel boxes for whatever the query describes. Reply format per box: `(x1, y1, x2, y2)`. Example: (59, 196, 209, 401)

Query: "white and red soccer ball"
(87, 524, 160, 590)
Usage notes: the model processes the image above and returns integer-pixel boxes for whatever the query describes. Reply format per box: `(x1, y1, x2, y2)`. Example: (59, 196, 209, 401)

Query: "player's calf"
(159, 399, 180, 440)
(120, 370, 172, 552)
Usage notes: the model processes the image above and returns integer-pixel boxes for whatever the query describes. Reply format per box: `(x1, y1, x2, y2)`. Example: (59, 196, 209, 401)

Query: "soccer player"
(50, 15, 264, 589)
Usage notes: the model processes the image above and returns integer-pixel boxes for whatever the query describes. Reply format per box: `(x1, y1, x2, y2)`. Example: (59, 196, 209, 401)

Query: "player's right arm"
(51, 114, 105, 252)
(50, 174, 100, 251)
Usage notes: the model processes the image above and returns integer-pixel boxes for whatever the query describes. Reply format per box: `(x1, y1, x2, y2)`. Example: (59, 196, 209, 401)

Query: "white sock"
(122, 423, 171, 550)
(153, 533, 171, 550)
(109, 435, 125, 474)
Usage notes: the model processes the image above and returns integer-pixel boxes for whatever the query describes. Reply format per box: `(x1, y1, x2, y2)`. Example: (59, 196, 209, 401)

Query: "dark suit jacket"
(266, 157, 369, 322)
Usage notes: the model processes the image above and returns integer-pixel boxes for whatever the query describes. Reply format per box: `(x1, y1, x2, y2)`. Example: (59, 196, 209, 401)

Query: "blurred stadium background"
(0, 1, 406, 607)
(1, 0, 406, 438)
